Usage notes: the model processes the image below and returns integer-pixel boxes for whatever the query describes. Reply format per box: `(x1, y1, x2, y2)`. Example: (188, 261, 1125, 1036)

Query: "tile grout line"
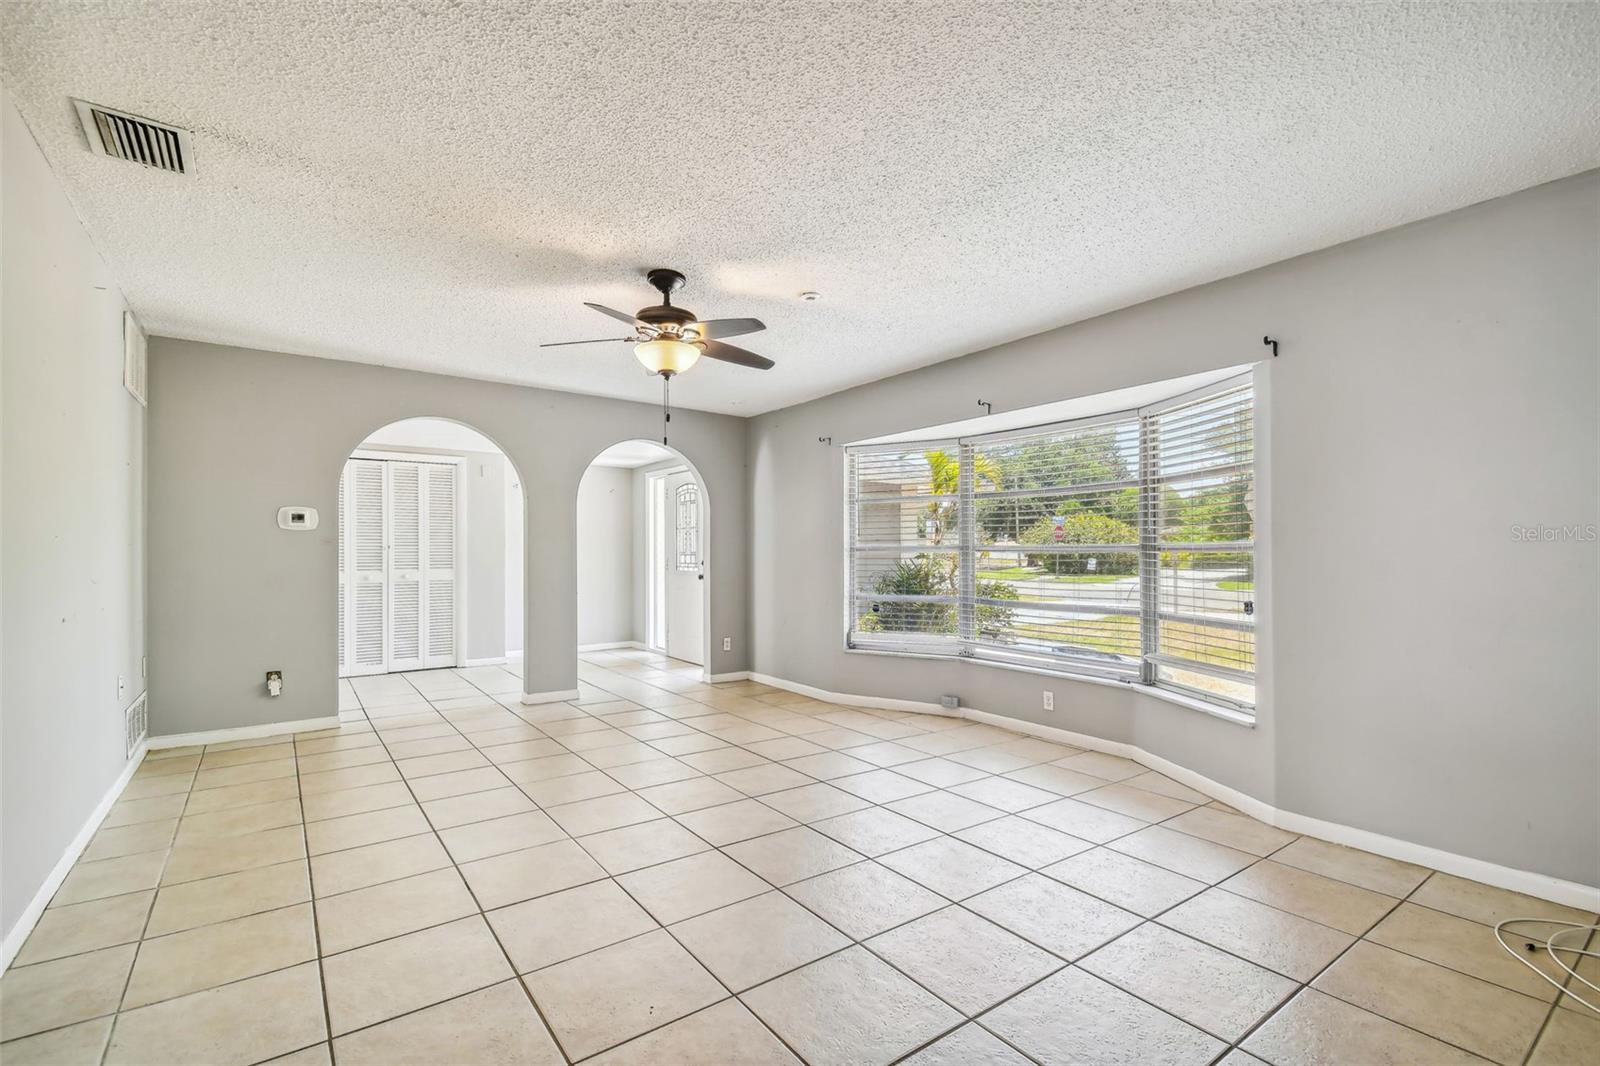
(10, 654, 1558, 1065)
(380, 667, 578, 1065)
(293, 689, 339, 1066)
(1517, 923, 1596, 1066)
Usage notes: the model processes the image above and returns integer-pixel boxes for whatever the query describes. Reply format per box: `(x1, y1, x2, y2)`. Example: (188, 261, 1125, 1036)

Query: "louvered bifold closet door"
(386, 463, 425, 672)
(345, 459, 388, 676)
(1143, 376, 1256, 707)
(846, 441, 963, 654)
(421, 463, 458, 668)
(966, 412, 1144, 676)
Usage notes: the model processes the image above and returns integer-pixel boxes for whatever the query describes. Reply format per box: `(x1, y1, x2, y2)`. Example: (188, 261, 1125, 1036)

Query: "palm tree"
(921, 449, 1000, 545)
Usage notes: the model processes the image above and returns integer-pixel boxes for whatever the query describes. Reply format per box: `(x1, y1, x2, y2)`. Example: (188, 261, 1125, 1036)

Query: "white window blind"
(846, 373, 1256, 712)
(846, 440, 962, 654)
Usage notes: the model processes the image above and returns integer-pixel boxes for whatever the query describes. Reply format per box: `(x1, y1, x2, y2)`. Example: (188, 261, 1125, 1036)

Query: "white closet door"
(422, 463, 458, 668)
(345, 459, 388, 676)
(386, 462, 425, 672)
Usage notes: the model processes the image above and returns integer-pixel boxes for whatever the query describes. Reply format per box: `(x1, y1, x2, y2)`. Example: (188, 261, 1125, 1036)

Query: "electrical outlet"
(722, 637, 731, 652)
(1042, 690, 1054, 711)
(266, 670, 284, 697)
(117, 675, 127, 700)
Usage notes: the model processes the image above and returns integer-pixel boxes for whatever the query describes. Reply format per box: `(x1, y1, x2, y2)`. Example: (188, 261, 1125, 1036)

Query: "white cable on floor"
(1493, 919, 1600, 1014)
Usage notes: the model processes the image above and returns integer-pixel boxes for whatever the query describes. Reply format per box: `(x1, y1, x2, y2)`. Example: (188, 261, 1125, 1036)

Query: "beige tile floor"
(2, 650, 1596, 1065)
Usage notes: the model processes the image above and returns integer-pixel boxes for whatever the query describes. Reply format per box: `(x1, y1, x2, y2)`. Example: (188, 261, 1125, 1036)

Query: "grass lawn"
(1217, 579, 1254, 591)
(1007, 614, 1254, 673)
(979, 567, 1124, 584)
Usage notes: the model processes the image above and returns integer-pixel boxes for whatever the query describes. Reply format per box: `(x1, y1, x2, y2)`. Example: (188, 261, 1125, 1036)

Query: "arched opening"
(335, 417, 527, 708)
(576, 439, 712, 679)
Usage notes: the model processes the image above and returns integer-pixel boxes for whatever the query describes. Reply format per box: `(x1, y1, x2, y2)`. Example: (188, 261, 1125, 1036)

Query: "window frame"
(844, 371, 1257, 715)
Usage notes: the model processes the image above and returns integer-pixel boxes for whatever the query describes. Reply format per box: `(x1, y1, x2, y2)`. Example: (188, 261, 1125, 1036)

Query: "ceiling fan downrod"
(660, 371, 671, 446)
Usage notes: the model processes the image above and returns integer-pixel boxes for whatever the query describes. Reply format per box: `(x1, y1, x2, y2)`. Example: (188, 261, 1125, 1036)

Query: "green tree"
(975, 432, 1135, 543)
(1020, 512, 1139, 575)
(921, 449, 1000, 546)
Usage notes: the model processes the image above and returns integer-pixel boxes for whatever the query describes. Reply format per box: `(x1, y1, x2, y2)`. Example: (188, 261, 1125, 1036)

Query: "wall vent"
(125, 692, 148, 759)
(73, 100, 193, 175)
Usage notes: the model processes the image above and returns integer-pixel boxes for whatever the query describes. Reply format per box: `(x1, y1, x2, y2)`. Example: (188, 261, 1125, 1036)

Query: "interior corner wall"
(747, 171, 1599, 886)
(576, 464, 635, 646)
(1, 91, 147, 941)
(146, 339, 750, 734)
(505, 465, 524, 658)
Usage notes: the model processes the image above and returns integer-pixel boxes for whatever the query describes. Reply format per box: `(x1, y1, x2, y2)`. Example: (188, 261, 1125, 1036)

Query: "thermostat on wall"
(277, 506, 319, 531)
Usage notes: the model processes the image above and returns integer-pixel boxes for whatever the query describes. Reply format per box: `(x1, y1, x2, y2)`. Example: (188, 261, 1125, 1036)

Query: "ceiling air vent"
(72, 99, 193, 175)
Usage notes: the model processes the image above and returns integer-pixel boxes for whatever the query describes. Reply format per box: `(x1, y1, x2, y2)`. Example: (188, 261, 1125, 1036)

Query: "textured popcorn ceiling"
(3, 3, 1596, 415)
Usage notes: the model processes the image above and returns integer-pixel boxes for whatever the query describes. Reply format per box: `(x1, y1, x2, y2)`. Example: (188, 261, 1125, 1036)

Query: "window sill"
(842, 645, 1256, 729)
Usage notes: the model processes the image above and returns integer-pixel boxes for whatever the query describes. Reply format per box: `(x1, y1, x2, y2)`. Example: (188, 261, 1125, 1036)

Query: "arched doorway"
(576, 439, 712, 676)
(335, 418, 527, 701)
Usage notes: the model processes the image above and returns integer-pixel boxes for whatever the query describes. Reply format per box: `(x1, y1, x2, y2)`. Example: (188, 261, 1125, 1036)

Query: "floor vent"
(73, 100, 193, 175)
(125, 693, 148, 758)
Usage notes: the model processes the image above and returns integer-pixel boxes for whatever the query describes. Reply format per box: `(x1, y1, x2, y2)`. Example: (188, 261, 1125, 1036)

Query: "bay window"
(846, 372, 1256, 713)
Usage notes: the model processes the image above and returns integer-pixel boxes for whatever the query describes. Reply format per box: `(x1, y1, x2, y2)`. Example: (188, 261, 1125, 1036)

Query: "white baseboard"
(2, 742, 147, 970)
(706, 670, 751, 683)
(748, 672, 960, 718)
(147, 715, 341, 750)
(465, 656, 508, 667)
(521, 689, 581, 705)
(750, 672, 1600, 912)
(506, 650, 524, 662)
(578, 641, 646, 652)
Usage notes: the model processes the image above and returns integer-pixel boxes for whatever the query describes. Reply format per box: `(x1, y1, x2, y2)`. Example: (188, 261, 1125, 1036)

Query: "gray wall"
(147, 339, 750, 732)
(576, 465, 635, 646)
(1, 92, 147, 939)
(748, 172, 1599, 885)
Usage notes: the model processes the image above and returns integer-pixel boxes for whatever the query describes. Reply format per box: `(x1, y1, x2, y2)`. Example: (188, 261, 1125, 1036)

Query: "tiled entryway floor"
(3, 651, 1596, 1065)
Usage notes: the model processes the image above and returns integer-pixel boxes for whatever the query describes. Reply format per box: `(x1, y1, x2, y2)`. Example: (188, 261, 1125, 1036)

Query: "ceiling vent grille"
(73, 100, 192, 175)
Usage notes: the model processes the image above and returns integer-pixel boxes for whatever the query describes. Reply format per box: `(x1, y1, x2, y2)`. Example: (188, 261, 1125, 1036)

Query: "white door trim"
(641, 463, 713, 677)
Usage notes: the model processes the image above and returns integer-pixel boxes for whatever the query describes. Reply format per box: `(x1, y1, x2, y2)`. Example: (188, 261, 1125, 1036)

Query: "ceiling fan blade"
(584, 302, 643, 326)
(692, 317, 766, 340)
(699, 339, 775, 370)
(539, 337, 634, 348)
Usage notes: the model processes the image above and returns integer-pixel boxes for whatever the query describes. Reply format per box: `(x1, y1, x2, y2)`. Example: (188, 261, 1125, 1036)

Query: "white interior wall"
(576, 465, 636, 646)
(0, 90, 147, 952)
(506, 467, 524, 658)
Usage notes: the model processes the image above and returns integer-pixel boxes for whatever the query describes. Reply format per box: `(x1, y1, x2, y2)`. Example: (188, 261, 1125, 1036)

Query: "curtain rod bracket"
(978, 400, 992, 415)
(818, 436, 832, 445)
(1263, 336, 1279, 358)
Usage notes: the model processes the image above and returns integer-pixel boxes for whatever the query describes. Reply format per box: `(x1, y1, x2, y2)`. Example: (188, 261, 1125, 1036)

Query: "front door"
(663, 470, 704, 665)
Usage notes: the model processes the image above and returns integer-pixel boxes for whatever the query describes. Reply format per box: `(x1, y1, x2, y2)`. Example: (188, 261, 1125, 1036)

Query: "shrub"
(855, 555, 1018, 639)
(975, 579, 1019, 640)
(858, 555, 955, 635)
(1020, 513, 1138, 575)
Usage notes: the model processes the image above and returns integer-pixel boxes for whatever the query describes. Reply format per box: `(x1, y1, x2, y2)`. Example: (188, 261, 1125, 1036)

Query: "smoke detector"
(73, 100, 193, 175)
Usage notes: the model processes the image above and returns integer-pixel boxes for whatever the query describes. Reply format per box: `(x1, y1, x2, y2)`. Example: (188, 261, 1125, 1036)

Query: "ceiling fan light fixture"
(635, 337, 701, 375)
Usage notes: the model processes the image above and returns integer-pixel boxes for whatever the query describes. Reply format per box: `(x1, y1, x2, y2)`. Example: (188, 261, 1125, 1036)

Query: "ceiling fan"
(541, 268, 775, 377)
